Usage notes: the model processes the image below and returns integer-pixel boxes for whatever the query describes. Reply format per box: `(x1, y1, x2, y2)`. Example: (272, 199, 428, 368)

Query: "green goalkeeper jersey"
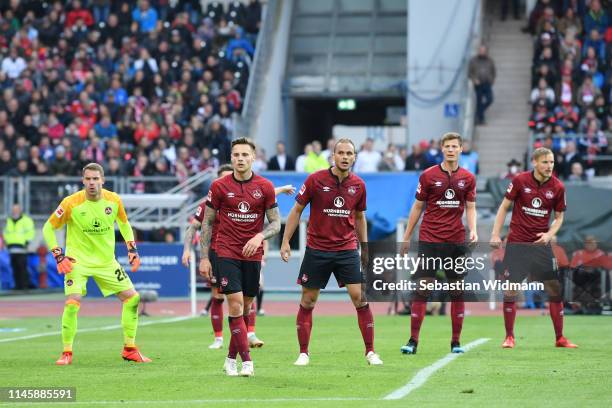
(45, 189, 134, 268)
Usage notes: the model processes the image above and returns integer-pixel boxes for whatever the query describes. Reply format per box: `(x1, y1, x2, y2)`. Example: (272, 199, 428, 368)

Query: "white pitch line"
(0, 316, 193, 343)
(383, 337, 490, 400)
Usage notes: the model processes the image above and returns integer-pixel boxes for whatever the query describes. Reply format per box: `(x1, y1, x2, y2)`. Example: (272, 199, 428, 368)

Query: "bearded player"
(281, 138, 383, 366)
(182, 165, 294, 350)
(399, 132, 477, 355)
(43, 163, 149, 365)
(491, 147, 577, 349)
(199, 138, 280, 377)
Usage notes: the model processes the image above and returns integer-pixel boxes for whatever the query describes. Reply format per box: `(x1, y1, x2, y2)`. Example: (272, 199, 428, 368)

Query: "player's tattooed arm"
(199, 206, 217, 259)
(181, 220, 201, 266)
(261, 206, 281, 240)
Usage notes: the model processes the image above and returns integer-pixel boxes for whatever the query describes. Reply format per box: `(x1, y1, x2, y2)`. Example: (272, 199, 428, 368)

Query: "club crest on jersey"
(105, 206, 112, 215)
(444, 189, 455, 199)
(238, 201, 250, 213)
(333, 196, 345, 208)
(220, 277, 228, 287)
(252, 189, 262, 199)
(54, 206, 64, 218)
(299, 184, 306, 195)
(458, 180, 465, 188)
(545, 190, 554, 199)
(532, 197, 542, 208)
(347, 186, 356, 195)
(66, 279, 73, 286)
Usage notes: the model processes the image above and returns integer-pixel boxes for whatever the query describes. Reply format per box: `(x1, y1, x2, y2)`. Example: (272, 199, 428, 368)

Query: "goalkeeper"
(43, 163, 150, 365)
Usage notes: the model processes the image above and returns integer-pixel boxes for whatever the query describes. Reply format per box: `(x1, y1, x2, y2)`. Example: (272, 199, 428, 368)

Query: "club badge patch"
(105, 206, 112, 215)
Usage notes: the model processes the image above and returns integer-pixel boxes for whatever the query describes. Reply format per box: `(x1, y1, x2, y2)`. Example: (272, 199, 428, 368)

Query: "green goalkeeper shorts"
(64, 260, 134, 297)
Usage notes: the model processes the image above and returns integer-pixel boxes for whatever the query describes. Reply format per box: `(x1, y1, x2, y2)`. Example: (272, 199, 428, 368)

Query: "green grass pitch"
(1, 314, 610, 407)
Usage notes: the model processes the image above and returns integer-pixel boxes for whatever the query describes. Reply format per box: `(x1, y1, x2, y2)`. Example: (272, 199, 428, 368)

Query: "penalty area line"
(383, 337, 490, 400)
(0, 316, 194, 343)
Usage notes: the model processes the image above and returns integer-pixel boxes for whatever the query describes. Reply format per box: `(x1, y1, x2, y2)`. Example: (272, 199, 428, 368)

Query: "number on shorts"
(115, 268, 128, 282)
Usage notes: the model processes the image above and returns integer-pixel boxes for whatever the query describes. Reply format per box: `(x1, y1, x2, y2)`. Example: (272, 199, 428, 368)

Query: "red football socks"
(503, 301, 516, 337)
(248, 304, 256, 333)
(549, 301, 564, 340)
(228, 316, 251, 362)
(296, 305, 313, 354)
(451, 300, 465, 343)
(210, 298, 224, 338)
(410, 300, 427, 342)
(356, 304, 374, 354)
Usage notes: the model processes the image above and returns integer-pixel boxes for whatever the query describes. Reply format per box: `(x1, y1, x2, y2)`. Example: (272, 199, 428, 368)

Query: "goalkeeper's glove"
(127, 241, 141, 272)
(51, 247, 76, 274)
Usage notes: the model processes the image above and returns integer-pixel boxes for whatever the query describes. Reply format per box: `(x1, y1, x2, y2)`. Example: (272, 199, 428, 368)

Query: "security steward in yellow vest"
(3, 204, 35, 290)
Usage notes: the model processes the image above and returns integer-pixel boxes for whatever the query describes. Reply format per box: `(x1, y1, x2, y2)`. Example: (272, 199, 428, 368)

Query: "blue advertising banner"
(86, 243, 188, 297)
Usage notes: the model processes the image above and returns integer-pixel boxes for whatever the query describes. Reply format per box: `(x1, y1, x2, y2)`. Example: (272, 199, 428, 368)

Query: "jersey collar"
(438, 163, 459, 175)
(232, 171, 254, 184)
(328, 166, 352, 184)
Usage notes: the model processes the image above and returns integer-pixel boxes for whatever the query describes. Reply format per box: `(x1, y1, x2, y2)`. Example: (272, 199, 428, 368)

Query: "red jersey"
(416, 164, 476, 243)
(206, 173, 276, 261)
(296, 168, 366, 251)
(505, 171, 566, 243)
(570, 249, 609, 269)
(193, 201, 219, 251)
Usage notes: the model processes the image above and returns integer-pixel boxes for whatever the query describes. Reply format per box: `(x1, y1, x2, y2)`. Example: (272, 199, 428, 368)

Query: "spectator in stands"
(354, 138, 381, 172)
(94, 115, 118, 139)
(583, 0, 608, 36)
(268, 141, 295, 171)
(576, 74, 601, 109)
(562, 140, 583, 179)
(570, 235, 609, 309)
(1, 47, 26, 79)
(531, 77, 556, 105)
(568, 161, 588, 181)
(459, 140, 479, 174)
(501, 158, 521, 179)
(252, 148, 268, 173)
(0, 149, 12, 175)
(295, 143, 311, 173)
(469, 44, 496, 125)
(50, 146, 73, 176)
(559, 28, 581, 65)
(522, 0, 553, 34)
(377, 151, 397, 172)
(304, 140, 329, 173)
(501, 0, 520, 21)
(557, 8, 582, 37)
(132, 0, 158, 34)
(529, 99, 556, 131)
(405, 141, 428, 171)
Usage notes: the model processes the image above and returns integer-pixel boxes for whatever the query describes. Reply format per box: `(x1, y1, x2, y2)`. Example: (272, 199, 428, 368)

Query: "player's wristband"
(51, 247, 67, 262)
(126, 241, 138, 254)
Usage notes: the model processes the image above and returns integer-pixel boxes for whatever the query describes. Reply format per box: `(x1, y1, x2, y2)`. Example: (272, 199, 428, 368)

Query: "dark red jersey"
(206, 173, 277, 261)
(296, 168, 366, 251)
(194, 201, 220, 251)
(505, 171, 566, 243)
(416, 164, 476, 243)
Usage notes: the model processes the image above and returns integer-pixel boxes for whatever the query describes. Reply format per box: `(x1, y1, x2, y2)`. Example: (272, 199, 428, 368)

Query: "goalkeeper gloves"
(51, 247, 76, 274)
(127, 241, 141, 272)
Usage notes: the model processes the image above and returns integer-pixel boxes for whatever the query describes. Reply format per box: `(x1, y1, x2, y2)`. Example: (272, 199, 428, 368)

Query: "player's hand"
(400, 241, 411, 256)
(534, 232, 552, 245)
(279, 184, 296, 195)
(469, 230, 478, 248)
(181, 250, 190, 267)
(51, 247, 76, 275)
(199, 258, 212, 280)
(280, 241, 291, 262)
(243, 233, 264, 258)
(490, 234, 502, 249)
(126, 241, 141, 272)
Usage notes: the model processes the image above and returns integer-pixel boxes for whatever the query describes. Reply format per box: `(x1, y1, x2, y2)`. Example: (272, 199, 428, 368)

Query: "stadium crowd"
(528, 0, 612, 178)
(0, 0, 261, 179)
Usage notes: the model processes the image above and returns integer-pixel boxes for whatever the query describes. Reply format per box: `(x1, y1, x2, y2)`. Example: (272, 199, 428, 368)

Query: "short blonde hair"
(334, 138, 356, 153)
(532, 147, 553, 161)
(82, 162, 104, 177)
(440, 132, 463, 146)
